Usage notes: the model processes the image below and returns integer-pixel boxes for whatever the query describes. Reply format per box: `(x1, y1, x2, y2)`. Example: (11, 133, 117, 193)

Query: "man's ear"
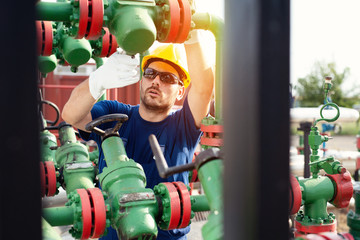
(176, 86, 185, 100)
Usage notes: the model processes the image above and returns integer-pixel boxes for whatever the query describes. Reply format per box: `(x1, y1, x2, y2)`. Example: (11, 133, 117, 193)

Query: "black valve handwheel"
(41, 100, 60, 126)
(85, 114, 128, 137)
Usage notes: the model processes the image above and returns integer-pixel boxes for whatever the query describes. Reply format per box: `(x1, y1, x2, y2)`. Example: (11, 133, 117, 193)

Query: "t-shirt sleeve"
(78, 100, 131, 142)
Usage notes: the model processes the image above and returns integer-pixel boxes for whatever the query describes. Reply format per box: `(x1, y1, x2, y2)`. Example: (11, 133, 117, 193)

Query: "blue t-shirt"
(80, 96, 201, 240)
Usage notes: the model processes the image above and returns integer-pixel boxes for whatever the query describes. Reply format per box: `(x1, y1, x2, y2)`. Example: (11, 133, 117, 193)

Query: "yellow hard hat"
(142, 44, 191, 88)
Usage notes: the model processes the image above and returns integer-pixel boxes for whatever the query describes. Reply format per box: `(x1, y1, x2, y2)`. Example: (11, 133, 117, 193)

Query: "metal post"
(297, 121, 312, 178)
(224, 0, 290, 239)
(0, 1, 41, 239)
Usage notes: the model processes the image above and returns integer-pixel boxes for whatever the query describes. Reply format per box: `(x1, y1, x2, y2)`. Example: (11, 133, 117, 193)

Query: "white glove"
(89, 50, 140, 100)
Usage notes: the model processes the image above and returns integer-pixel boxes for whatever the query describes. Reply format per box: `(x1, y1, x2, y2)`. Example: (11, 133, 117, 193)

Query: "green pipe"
(42, 218, 62, 240)
(102, 137, 129, 167)
(190, 194, 210, 212)
(93, 57, 104, 69)
(64, 174, 95, 193)
(40, 130, 57, 162)
(42, 206, 74, 226)
(55, 125, 95, 193)
(192, 13, 224, 120)
(197, 159, 223, 240)
(36, 2, 73, 21)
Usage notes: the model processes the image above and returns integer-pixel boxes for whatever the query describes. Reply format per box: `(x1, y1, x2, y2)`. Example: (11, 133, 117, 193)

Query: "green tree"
(295, 61, 358, 108)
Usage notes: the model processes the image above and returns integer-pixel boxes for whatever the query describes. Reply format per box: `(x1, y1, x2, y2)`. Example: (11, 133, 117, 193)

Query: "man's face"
(140, 61, 184, 112)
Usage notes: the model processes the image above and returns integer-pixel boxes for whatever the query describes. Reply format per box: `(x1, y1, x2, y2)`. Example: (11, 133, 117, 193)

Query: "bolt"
(163, 20, 170, 29)
(162, 199, 170, 207)
(74, 194, 80, 203)
(162, 5, 170, 13)
(154, 186, 160, 194)
(315, 218, 323, 224)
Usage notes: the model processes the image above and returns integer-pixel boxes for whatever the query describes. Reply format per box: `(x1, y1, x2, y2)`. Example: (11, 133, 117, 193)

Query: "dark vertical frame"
(0, 1, 42, 239)
(224, 0, 290, 239)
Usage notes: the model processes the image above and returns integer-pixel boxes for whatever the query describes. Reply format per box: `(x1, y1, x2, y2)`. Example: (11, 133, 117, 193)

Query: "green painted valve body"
(98, 136, 158, 239)
(54, 23, 92, 70)
(197, 159, 223, 240)
(294, 78, 348, 234)
(106, 1, 157, 55)
(348, 184, 360, 239)
(295, 177, 335, 225)
(55, 124, 95, 194)
(38, 54, 57, 76)
(40, 129, 57, 163)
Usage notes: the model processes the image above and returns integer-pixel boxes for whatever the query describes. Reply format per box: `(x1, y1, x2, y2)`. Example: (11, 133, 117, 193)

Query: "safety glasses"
(143, 68, 183, 86)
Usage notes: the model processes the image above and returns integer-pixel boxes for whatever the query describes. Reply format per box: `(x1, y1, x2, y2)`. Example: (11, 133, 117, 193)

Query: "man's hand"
(89, 51, 140, 100)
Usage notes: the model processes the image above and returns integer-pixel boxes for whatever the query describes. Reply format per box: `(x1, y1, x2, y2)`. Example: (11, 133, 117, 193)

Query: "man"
(62, 31, 214, 239)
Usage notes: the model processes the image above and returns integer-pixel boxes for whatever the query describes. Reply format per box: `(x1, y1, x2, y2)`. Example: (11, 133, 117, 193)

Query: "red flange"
(172, 182, 191, 228)
(162, 182, 181, 229)
(356, 157, 360, 170)
(190, 152, 199, 183)
(75, 0, 89, 39)
(108, 33, 118, 57)
(326, 170, 353, 208)
(318, 232, 347, 240)
(36, 21, 53, 56)
(341, 233, 355, 240)
(298, 234, 327, 240)
(44, 161, 57, 197)
(77, 189, 92, 239)
(43, 21, 53, 56)
(290, 174, 302, 215)
(40, 162, 46, 197)
(295, 220, 336, 235)
(36, 21, 42, 56)
(88, 188, 106, 238)
(163, 0, 181, 42)
(86, 0, 104, 40)
(174, 0, 192, 43)
(99, 28, 110, 57)
(200, 124, 224, 147)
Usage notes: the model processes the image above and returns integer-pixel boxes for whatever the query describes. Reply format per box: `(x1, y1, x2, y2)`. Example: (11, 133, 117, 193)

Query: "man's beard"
(141, 86, 173, 113)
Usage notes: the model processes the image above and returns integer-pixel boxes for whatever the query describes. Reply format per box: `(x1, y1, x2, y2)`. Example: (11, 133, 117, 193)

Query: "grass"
(291, 122, 360, 136)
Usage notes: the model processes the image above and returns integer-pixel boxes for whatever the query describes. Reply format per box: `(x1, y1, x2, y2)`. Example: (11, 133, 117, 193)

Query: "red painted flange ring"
(289, 174, 302, 215)
(200, 137, 223, 147)
(200, 124, 223, 133)
(75, 0, 89, 39)
(174, 0, 191, 43)
(326, 170, 353, 208)
(163, 0, 181, 42)
(162, 182, 181, 229)
(341, 233, 355, 240)
(172, 182, 191, 228)
(300, 234, 327, 240)
(295, 220, 336, 235)
(88, 188, 106, 238)
(44, 161, 57, 197)
(40, 162, 46, 197)
(36, 21, 42, 56)
(77, 189, 92, 239)
(318, 232, 347, 240)
(43, 21, 53, 56)
(86, 0, 104, 40)
(108, 33, 118, 57)
(99, 28, 110, 57)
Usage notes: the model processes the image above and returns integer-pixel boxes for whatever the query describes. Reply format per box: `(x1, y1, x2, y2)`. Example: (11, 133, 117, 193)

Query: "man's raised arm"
(185, 30, 215, 128)
(62, 51, 140, 131)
